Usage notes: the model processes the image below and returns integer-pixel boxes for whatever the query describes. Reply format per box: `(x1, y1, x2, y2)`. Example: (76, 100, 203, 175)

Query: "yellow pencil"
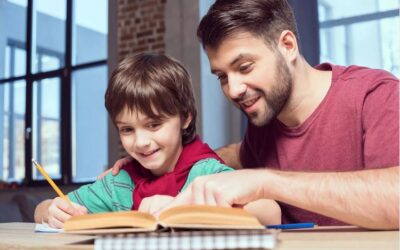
(32, 158, 73, 207)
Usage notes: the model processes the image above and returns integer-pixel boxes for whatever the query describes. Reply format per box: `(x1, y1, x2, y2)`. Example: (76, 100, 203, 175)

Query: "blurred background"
(0, 0, 398, 188)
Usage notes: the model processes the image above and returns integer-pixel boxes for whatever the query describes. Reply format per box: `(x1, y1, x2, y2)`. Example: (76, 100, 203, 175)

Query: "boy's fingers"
(159, 187, 192, 214)
(48, 216, 64, 229)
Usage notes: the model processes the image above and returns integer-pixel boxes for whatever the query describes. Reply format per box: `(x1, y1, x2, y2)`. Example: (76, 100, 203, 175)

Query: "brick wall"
(117, 0, 166, 59)
(115, 0, 167, 158)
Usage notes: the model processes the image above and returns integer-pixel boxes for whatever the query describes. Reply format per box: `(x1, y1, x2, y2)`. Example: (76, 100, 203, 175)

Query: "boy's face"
(115, 107, 190, 176)
(205, 31, 292, 127)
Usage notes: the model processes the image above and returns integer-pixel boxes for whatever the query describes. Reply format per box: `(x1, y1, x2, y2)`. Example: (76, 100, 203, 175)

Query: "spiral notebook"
(95, 229, 278, 250)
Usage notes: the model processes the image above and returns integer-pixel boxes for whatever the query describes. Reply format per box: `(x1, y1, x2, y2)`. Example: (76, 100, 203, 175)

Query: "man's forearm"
(215, 143, 242, 169)
(263, 166, 399, 229)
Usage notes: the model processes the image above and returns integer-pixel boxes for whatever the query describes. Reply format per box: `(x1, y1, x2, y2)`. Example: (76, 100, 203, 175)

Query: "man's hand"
(46, 197, 87, 229)
(215, 143, 243, 169)
(97, 156, 133, 179)
(138, 195, 175, 215)
(162, 170, 267, 211)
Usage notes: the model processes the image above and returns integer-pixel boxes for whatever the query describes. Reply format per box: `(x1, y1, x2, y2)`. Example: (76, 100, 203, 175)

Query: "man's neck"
(278, 59, 332, 127)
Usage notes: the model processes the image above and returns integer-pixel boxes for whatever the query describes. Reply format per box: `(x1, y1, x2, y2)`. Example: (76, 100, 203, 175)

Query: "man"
(111, 0, 399, 229)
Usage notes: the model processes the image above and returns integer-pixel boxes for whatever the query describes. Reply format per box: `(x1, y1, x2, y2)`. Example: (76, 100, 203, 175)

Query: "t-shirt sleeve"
(67, 170, 134, 213)
(362, 75, 399, 168)
(181, 158, 234, 191)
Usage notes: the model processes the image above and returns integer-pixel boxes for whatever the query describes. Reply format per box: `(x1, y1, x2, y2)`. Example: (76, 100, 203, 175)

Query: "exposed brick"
(117, 0, 165, 60)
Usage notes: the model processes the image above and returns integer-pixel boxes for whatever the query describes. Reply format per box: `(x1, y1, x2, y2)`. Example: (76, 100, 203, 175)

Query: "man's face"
(206, 32, 292, 127)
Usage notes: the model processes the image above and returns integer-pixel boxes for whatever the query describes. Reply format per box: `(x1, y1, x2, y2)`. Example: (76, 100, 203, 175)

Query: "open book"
(64, 205, 265, 234)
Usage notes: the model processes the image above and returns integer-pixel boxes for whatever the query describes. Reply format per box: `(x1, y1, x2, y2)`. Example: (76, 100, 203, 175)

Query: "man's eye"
(239, 63, 252, 72)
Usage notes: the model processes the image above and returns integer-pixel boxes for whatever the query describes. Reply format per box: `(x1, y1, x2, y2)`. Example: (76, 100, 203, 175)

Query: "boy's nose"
(134, 133, 151, 148)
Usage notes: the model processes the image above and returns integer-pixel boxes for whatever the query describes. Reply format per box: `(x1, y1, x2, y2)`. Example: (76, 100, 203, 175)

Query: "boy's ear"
(182, 113, 192, 129)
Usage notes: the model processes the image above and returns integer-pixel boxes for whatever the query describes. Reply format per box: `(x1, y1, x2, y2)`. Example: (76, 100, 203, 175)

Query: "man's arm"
(166, 166, 399, 230)
(215, 143, 243, 169)
(265, 166, 399, 229)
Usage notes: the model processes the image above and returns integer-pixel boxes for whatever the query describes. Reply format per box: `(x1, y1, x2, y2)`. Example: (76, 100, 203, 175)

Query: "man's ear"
(277, 30, 299, 62)
(182, 113, 192, 129)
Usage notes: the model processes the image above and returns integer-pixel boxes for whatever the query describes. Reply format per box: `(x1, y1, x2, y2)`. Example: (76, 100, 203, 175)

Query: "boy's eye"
(119, 127, 133, 134)
(217, 74, 227, 81)
(147, 122, 161, 129)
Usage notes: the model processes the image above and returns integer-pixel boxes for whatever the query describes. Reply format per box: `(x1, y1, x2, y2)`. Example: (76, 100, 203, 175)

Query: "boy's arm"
(34, 199, 52, 223)
(34, 197, 87, 228)
(244, 199, 281, 225)
(215, 143, 243, 169)
(68, 170, 133, 213)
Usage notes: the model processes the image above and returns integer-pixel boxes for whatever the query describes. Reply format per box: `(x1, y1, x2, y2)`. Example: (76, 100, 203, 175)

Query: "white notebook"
(34, 223, 64, 233)
(95, 229, 278, 250)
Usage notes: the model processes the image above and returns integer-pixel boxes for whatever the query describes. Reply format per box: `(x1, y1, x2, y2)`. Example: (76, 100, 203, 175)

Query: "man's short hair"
(197, 0, 299, 50)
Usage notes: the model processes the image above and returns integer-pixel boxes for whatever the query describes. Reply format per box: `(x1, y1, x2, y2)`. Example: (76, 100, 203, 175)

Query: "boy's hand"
(97, 156, 133, 179)
(138, 195, 174, 215)
(46, 197, 87, 229)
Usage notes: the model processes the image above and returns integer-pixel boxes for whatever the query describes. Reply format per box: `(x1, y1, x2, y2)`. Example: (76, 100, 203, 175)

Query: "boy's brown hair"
(105, 53, 196, 144)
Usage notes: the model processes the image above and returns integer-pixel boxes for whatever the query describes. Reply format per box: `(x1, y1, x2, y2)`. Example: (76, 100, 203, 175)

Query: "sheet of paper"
(34, 223, 64, 233)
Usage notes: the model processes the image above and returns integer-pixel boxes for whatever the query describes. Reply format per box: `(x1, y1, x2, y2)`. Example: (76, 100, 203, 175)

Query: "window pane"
(72, 66, 108, 182)
(319, 18, 399, 77)
(32, 78, 61, 180)
(319, 0, 398, 21)
(0, 0, 27, 79)
(32, 0, 66, 74)
(0, 80, 26, 182)
(72, 0, 108, 65)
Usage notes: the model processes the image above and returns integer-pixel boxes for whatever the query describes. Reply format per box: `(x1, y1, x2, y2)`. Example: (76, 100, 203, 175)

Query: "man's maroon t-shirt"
(240, 63, 399, 225)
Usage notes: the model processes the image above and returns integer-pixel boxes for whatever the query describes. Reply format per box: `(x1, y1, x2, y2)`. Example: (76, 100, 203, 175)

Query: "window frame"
(0, 0, 108, 186)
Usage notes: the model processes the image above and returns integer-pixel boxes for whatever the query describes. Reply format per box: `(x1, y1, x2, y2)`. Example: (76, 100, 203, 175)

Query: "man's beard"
(247, 53, 292, 127)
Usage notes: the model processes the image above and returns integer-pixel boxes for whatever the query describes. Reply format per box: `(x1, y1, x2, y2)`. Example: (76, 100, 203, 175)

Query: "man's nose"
(227, 76, 247, 100)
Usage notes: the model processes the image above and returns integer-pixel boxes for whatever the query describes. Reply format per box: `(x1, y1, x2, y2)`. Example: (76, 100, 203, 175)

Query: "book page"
(159, 205, 264, 229)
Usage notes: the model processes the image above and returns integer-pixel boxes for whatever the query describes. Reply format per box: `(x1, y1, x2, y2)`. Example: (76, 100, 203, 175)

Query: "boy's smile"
(115, 107, 191, 176)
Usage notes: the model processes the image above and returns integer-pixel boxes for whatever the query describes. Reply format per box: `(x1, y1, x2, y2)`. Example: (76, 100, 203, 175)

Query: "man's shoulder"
(328, 63, 398, 86)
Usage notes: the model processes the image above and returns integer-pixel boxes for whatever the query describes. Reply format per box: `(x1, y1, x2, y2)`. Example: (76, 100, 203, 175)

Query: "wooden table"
(0, 223, 398, 249)
(0, 223, 93, 250)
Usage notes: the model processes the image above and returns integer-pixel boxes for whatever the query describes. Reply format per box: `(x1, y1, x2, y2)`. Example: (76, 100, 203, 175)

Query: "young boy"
(34, 53, 281, 228)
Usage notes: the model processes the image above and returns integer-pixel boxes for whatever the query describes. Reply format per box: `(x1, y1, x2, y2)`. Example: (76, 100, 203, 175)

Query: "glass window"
(0, 80, 26, 182)
(1, 0, 108, 185)
(32, 0, 66, 74)
(0, 1, 27, 79)
(72, 66, 108, 182)
(319, 0, 399, 77)
(32, 77, 61, 180)
(72, 0, 108, 65)
(318, 0, 399, 21)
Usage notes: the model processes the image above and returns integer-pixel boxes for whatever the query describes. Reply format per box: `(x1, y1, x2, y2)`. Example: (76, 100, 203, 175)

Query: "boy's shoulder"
(103, 168, 134, 186)
(190, 158, 234, 175)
